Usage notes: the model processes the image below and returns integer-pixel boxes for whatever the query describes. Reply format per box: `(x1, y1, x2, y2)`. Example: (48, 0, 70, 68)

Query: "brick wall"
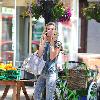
(78, 53, 100, 79)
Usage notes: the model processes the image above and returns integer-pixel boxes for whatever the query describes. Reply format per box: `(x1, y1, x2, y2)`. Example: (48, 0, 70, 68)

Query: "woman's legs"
(34, 75, 46, 100)
(46, 72, 57, 100)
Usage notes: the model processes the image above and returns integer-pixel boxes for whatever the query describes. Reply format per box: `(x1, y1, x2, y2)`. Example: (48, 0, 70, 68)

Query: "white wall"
(87, 19, 100, 53)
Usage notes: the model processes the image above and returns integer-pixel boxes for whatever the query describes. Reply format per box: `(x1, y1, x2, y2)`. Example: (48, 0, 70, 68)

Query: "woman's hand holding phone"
(41, 33, 47, 45)
(50, 35, 55, 47)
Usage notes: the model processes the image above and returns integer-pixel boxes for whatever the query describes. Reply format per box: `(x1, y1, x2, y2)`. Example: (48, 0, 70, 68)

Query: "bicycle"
(32, 61, 98, 100)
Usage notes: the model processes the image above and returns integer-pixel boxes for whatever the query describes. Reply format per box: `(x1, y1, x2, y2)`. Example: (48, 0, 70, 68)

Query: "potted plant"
(82, 2, 100, 23)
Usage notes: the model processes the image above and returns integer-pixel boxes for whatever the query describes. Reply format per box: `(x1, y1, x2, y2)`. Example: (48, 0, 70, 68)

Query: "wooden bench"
(0, 79, 37, 100)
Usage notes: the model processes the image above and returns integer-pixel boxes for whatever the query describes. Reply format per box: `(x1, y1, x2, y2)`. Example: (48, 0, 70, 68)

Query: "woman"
(34, 22, 62, 100)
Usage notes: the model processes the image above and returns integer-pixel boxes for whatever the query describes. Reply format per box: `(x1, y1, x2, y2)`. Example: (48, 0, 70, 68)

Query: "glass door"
(0, 1, 15, 64)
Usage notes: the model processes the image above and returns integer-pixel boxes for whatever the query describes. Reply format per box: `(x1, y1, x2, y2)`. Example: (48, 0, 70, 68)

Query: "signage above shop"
(1, 0, 14, 7)
(2, 7, 14, 14)
(1, 0, 32, 7)
(87, 0, 100, 2)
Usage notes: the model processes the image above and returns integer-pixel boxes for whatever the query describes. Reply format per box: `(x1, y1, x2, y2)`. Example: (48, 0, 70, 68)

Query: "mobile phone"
(45, 32, 48, 36)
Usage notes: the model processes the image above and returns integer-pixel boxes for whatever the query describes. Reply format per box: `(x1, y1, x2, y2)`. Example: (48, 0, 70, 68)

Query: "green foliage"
(31, 3, 42, 19)
(82, 2, 100, 22)
(76, 88, 87, 96)
(51, 3, 65, 21)
(58, 62, 89, 97)
(56, 78, 79, 100)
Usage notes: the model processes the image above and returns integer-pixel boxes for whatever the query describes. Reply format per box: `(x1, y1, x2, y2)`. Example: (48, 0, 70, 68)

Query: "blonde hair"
(43, 22, 58, 36)
(40, 22, 58, 43)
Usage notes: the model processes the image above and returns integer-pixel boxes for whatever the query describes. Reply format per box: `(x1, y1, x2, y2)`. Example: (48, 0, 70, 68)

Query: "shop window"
(31, 17, 45, 53)
(0, 8, 15, 63)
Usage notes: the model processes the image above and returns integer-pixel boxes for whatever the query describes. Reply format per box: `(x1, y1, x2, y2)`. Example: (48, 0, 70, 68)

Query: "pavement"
(0, 85, 34, 100)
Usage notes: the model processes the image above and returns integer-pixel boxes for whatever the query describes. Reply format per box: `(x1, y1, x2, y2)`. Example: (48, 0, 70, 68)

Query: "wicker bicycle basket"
(66, 61, 88, 90)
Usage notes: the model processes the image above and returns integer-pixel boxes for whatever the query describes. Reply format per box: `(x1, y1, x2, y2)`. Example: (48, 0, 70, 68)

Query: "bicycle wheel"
(87, 81, 97, 100)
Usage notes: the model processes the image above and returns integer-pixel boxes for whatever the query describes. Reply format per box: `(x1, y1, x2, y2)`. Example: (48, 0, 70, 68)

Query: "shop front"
(0, 0, 79, 66)
(0, 1, 15, 64)
(0, 0, 79, 78)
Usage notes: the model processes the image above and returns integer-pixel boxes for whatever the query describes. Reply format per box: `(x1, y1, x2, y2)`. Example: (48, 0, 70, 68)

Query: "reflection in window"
(32, 17, 45, 53)
(0, 7, 15, 63)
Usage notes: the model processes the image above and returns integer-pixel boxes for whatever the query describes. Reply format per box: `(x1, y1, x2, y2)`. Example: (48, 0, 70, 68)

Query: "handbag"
(57, 51, 68, 71)
(22, 51, 46, 76)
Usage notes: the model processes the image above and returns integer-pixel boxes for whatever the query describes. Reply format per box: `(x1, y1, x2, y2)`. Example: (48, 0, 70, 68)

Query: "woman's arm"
(37, 34, 46, 57)
(50, 40, 62, 60)
(50, 46, 61, 60)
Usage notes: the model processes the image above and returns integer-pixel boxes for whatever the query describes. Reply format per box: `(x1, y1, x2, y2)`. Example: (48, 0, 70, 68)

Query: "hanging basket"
(21, 0, 71, 23)
(82, 2, 100, 22)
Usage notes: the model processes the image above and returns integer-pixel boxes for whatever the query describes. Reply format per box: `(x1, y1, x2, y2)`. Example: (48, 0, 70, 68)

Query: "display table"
(0, 80, 36, 100)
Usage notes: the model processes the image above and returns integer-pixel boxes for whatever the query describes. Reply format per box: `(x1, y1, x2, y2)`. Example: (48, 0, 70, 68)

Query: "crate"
(0, 69, 6, 80)
(5, 69, 21, 80)
(67, 69, 88, 90)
